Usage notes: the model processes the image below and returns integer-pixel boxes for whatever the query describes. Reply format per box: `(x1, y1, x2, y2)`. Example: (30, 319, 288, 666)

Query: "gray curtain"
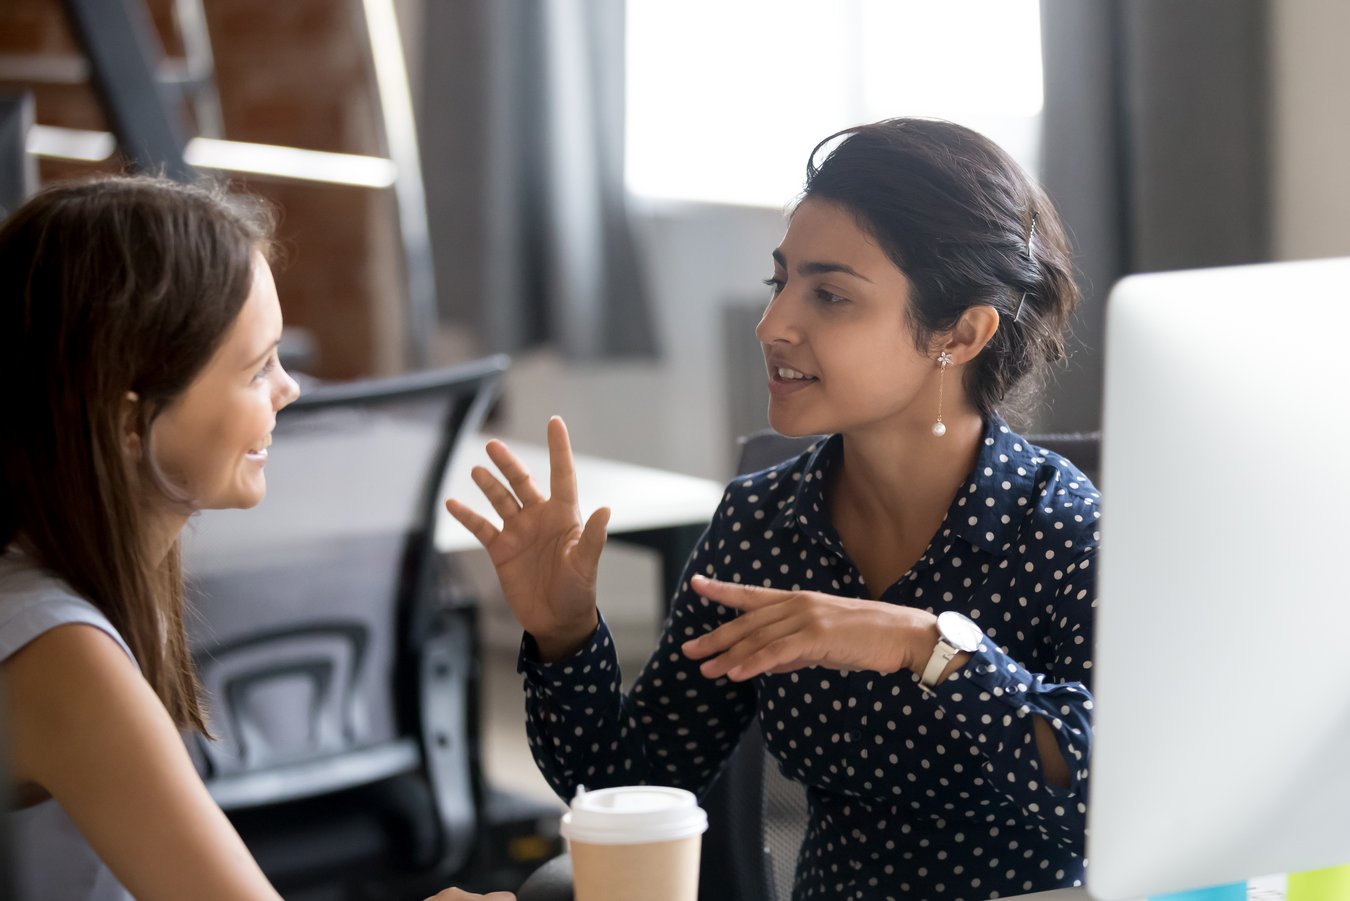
(1037, 0, 1270, 431)
(419, 0, 658, 359)
(0, 93, 37, 219)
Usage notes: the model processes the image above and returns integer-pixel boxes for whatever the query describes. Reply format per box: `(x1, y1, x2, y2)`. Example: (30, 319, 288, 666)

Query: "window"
(625, 0, 1044, 207)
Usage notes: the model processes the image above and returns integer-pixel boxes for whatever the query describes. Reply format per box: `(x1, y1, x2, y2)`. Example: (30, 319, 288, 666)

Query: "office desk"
(518, 864, 1098, 901)
(437, 437, 728, 602)
(519, 854, 1290, 901)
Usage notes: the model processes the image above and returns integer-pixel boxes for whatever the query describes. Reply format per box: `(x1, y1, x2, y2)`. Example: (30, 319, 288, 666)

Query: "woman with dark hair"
(0, 177, 508, 901)
(449, 118, 1097, 900)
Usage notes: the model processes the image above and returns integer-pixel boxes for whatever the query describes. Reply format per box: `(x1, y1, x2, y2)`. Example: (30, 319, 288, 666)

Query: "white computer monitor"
(1087, 257, 1350, 900)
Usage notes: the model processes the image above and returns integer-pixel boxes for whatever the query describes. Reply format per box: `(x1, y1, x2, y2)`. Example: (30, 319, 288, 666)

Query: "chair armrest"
(517, 853, 573, 901)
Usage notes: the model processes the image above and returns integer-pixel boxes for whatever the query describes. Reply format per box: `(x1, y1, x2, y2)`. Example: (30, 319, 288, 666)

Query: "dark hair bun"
(804, 118, 1079, 423)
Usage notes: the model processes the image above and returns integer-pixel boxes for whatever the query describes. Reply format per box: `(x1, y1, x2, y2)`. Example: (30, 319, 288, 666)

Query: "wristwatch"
(919, 611, 984, 695)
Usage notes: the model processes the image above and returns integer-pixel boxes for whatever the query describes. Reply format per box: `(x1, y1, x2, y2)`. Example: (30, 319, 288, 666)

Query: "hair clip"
(1013, 212, 1039, 323)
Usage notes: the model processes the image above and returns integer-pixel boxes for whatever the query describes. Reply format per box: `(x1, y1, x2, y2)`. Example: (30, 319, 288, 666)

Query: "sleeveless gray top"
(1, 548, 136, 901)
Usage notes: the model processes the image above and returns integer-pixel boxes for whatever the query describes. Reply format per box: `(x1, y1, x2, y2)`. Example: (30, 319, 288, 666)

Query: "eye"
(762, 276, 784, 296)
(814, 288, 848, 306)
(253, 356, 276, 382)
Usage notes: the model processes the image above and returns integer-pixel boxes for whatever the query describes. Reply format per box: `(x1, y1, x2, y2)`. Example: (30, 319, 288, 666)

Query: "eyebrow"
(771, 249, 873, 283)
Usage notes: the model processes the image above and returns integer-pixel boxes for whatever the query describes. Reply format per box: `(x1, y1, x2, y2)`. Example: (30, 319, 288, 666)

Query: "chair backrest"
(180, 355, 508, 884)
(702, 427, 1101, 900)
(1027, 431, 1101, 486)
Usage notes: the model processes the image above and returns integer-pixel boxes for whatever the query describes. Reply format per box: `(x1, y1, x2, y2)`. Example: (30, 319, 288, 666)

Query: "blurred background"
(10, 0, 1350, 480)
(3, 0, 1348, 896)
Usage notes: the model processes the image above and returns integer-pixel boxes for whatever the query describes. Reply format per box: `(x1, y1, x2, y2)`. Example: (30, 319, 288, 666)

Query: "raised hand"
(680, 575, 942, 681)
(445, 416, 610, 661)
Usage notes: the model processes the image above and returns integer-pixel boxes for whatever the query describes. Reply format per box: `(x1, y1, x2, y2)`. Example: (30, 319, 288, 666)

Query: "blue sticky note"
(1147, 883, 1246, 901)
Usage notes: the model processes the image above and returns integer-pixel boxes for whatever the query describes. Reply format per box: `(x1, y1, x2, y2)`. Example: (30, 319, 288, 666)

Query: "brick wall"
(0, 0, 406, 378)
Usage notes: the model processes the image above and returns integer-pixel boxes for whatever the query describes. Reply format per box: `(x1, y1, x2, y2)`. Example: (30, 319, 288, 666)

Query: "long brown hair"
(0, 175, 275, 731)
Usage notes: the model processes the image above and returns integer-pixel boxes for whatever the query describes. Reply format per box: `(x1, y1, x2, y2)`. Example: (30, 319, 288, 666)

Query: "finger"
(681, 583, 796, 659)
(724, 635, 815, 681)
(546, 415, 580, 506)
(485, 439, 545, 506)
(681, 609, 765, 660)
(699, 616, 808, 681)
(444, 498, 501, 548)
(577, 506, 611, 571)
(690, 574, 794, 611)
(705, 612, 811, 679)
(684, 602, 796, 664)
(471, 466, 523, 520)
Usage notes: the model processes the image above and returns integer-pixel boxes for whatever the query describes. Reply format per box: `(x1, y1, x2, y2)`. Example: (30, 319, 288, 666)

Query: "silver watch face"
(937, 611, 983, 653)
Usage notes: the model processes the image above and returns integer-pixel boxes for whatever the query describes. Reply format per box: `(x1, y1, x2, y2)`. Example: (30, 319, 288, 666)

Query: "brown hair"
(0, 175, 275, 731)
(802, 118, 1080, 424)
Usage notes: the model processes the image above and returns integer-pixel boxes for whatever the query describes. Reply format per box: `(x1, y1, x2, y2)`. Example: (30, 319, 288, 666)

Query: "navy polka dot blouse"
(518, 416, 1099, 900)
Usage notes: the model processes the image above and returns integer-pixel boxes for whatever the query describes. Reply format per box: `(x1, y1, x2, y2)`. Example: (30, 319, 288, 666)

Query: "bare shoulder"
(4, 619, 144, 706)
(3, 621, 282, 900)
(3, 622, 165, 787)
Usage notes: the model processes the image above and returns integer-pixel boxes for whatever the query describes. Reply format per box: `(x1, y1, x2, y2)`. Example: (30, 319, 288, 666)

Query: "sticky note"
(1287, 864, 1350, 901)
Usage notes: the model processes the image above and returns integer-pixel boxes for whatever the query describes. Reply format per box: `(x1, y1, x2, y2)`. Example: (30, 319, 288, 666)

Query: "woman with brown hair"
(0, 176, 508, 901)
(449, 118, 1099, 900)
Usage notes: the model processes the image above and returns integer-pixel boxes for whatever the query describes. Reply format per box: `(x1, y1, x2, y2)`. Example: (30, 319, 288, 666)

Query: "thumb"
(577, 506, 611, 571)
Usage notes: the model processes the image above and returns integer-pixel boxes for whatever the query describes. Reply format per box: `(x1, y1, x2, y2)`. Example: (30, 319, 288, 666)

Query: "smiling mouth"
(773, 366, 818, 382)
(246, 434, 273, 457)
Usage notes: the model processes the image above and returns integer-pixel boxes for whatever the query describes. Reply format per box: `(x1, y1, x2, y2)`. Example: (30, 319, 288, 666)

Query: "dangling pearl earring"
(932, 351, 953, 437)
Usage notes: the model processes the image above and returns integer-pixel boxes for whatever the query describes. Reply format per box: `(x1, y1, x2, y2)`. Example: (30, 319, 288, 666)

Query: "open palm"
(445, 416, 609, 656)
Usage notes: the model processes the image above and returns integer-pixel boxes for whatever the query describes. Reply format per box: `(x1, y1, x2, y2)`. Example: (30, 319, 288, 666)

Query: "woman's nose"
(755, 292, 797, 345)
(276, 368, 301, 409)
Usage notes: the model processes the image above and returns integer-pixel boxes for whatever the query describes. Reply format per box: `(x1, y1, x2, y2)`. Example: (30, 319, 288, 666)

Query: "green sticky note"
(1287, 864, 1350, 901)
(1147, 883, 1246, 901)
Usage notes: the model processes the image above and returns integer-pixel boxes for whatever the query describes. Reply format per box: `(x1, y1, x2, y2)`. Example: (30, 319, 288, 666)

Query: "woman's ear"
(120, 391, 144, 460)
(939, 305, 1000, 364)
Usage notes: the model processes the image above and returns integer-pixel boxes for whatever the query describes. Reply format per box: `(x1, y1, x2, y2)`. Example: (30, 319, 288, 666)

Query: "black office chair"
(1026, 431, 1100, 485)
(183, 356, 510, 897)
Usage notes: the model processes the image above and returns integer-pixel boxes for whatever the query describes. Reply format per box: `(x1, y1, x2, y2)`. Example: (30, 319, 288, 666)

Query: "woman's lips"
(767, 368, 818, 398)
(245, 434, 272, 463)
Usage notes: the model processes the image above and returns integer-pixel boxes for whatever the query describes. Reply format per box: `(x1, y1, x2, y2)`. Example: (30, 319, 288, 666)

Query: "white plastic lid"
(559, 785, 708, 845)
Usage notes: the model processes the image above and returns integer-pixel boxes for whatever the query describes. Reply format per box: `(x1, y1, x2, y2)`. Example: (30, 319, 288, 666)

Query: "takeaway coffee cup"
(560, 785, 708, 901)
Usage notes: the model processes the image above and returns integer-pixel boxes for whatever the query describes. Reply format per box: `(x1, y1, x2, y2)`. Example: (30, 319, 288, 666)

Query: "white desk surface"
(435, 436, 728, 553)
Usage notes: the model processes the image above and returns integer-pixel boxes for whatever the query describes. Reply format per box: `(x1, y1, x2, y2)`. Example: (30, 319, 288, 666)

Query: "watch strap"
(919, 638, 957, 694)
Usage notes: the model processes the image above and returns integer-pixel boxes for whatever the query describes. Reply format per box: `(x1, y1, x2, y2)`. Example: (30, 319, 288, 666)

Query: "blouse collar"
(769, 416, 1045, 560)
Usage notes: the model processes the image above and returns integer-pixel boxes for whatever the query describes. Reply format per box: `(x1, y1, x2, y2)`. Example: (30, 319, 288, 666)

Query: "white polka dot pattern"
(517, 416, 1099, 900)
